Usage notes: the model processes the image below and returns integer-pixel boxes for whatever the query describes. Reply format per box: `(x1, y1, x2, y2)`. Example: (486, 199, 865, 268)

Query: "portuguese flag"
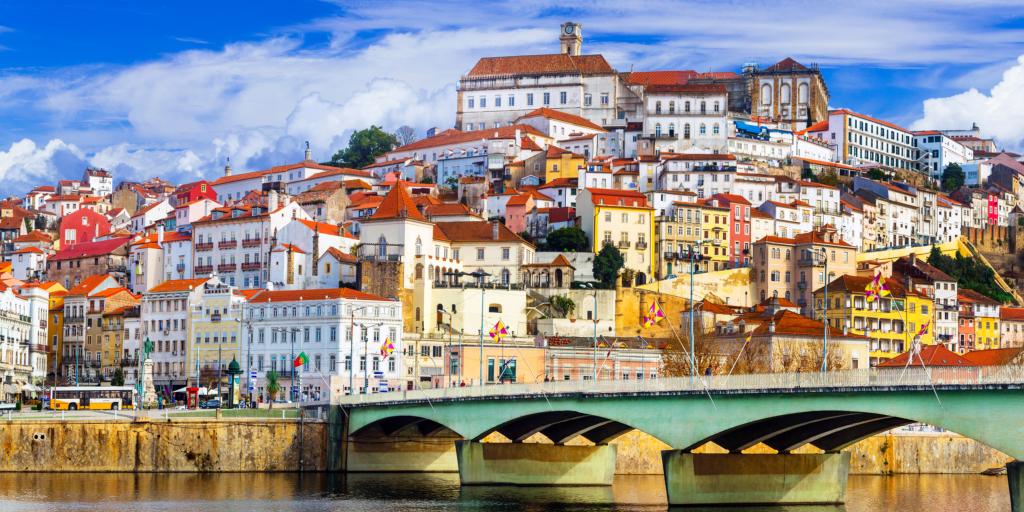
(293, 351, 309, 368)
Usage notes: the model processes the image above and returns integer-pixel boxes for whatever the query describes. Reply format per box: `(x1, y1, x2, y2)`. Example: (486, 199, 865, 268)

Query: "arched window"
(414, 263, 423, 279)
(668, 101, 675, 114)
(700, 123, 707, 135)
(655, 123, 662, 137)
(781, 83, 791, 103)
(798, 82, 809, 104)
(555, 269, 564, 288)
(414, 236, 422, 255)
(500, 269, 510, 284)
(668, 123, 676, 137)
(377, 235, 387, 257)
(684, 101, 691, 113)
(712, 123, 720, 135)
(761, 84, 772, 105)
(684, 124, 691, 139)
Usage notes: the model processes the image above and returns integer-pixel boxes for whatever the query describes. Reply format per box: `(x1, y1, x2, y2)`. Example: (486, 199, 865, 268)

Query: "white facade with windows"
(243, 289, 403, 397)
(820, 109, 917, 171)
(642, 86, 729, 153)
(913, 131, 973, 179)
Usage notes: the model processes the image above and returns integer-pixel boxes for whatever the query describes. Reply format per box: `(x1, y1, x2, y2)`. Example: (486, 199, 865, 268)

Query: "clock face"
(564, 25, 574, 35)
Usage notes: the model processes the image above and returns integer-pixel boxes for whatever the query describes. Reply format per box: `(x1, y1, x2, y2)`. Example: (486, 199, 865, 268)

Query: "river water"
(0, 472, 1009, 511)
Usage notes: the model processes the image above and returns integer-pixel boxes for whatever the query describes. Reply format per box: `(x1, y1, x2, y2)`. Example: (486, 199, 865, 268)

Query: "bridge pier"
(456, 441, 616, 486)
(347, 438, 458, 472)
(661, 452, 850, 506)
(1008, 461, 1024, 512)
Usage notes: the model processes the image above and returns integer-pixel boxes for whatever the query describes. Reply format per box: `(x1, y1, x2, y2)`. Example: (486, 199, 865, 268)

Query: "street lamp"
(273, 327, 302, 402)
(348, 305, 369, 395)
(685, 240, 715, 378)
(579, 282, 600, 381)
(363, 321, 384, 395)
(438, 306, 456, 387)
(445, 270, 490, 386)
(815, 247, 830, 372)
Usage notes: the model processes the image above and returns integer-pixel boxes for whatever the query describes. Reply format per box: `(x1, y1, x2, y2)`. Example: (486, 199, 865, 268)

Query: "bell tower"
(559, 22, 582, 56)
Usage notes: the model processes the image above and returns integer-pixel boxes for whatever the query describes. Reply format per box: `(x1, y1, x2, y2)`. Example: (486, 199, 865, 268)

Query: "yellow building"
(190, 279, 247, 389)
(696, 199, 730, 272)
(815, 275, 933, 366)
(544, 146, 586, 182)
(43, 284, 68, 383)
(960, 289, 1001, 350)
(450, 342, 546, 385)
(578, 188, 655, 286)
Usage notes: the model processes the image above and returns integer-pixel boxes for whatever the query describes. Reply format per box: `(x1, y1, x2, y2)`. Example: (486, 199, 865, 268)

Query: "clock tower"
(559, 22, 582, 56)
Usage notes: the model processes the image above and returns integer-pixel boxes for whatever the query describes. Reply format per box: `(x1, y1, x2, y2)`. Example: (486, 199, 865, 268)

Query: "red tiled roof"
(645, 83, 726, 94)
(13, 230, 51, 243)
(13, 246, 44, 254)
(66, 274, 116, 296)
(466, 53, 614, 77)
(324, 247, 357, 263)
(587, 188, 649, 208)
(246, 287, 390, 303)
(548, 206, 576, 223)
(367, 183, 427, 222)
(425, 203, 473, 217)
(51, 237, 130, 261)
(298, 219, 343, 236)
(709, 193, 751, 205)
(517, 107, 606, 132)
(539, 177, 578, 189)
(624, 70, 697, 86)
(661, 153, 736, 161)
(963, 347, 1024, 366)
(148, 278, 209, 293)
(212, 161, 372, 186)
(959, 288, 1002, 306)
(763, 57, 810, 73)
(1001, 307, 1024, 321)
(392, 124, 547, 154)
(878, 345, 976, 368)
(273, 243, 306, 254)
(434, 221, 527, 243)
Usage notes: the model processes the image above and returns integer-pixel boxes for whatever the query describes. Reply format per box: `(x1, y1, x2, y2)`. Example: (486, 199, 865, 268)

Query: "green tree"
(546, 227, 589, 252)
(329, 126, 398, 168)
(927, 247, 1014, 303)
(265, 370, 280, 410)
(941, 163, 965, 192)
(111, 367, 125, 386)
(815, 171, 841, 187)
(550, 295, 576, 318)
(866, 168, 888, 181)
(593, 243, 625, 289)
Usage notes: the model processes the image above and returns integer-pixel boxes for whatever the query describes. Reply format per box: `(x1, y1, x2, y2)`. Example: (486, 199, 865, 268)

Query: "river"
(0, 472, 1010, 511)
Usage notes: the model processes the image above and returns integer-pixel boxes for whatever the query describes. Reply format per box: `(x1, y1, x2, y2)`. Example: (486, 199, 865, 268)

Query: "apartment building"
(577, 188, 655, 285)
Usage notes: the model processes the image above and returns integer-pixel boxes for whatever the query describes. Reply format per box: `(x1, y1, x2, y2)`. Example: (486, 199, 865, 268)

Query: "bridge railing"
(337, 365, 1024, 406)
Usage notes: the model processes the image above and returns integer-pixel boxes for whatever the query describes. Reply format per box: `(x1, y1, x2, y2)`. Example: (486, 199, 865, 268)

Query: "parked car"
(199, 399, 221, 409)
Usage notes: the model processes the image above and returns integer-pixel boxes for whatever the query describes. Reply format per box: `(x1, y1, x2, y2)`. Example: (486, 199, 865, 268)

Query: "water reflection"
(0, 472, 1009, 511)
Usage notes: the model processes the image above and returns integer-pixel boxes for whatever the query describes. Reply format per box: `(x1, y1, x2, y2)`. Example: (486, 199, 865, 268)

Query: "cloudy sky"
(1, 0, 1023, 193)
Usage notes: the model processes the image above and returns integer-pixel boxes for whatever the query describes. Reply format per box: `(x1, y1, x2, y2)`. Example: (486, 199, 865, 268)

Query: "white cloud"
(912, 55, 1024, 151)
(0, 139, 89, 192)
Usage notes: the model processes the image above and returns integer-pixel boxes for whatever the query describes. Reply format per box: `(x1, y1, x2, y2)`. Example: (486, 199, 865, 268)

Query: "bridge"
(338, 367, 1024, 509)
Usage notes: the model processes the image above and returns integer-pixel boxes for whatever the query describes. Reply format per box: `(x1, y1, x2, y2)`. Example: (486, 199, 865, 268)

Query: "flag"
(488, 321, 508, 342)
(380, 338, 395, 358)
(864, 273, 880, 303)
(293, 351, 309, 368)
(917, 320, 930, 337)
(643, 301, 665, 328)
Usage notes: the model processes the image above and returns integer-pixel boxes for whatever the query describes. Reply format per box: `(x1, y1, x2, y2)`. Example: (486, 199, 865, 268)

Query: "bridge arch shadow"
(350, 415, 462, 440)
(474, 410, 667, 446)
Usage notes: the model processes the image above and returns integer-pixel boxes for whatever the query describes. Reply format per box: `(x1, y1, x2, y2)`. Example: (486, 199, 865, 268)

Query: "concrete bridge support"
(456, 441, 616, 486)
(662, 452, 851, 506)
(1008, 461, 1024, 512)
(347, 438, 458, 472)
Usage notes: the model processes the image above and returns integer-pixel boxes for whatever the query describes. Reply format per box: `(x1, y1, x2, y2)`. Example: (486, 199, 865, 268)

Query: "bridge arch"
(350, 415, 463, 439)
(475, 410, 668, 446)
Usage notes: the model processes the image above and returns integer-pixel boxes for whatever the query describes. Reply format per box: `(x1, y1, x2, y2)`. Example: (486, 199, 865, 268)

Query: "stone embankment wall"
(609, 430, 1012, 475)
(0, 419, 327, 472)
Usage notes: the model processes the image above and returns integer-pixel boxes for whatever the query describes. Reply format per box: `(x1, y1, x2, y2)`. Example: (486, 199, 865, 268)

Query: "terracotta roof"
(750, 209, 773, 219)
(391, 124, 547, 154)
(362, 158, 413, 169)
(324, 247, 357, 263)
(246, 287, 390, 303)
(1001, 307, 1024, 321)
(66, 274, 115, 296)
(709, 193, 751, 206)
(878, 345, 976, 368)
(625, 70, 697, 86)
(959, 288, 1002, 306)
(517, 107, 606, 132)
(539, 177, 578, 189)
(830, 109, 910, 134)
(51, 237, 129, 261)
(763, 57, 810, 73)
(587, 188, 648, 208)
(548, 206, 576, 223)
(506, 194, 532, 207)
(13, 246, 44, 254)
(466, 53, 614, 77)
(365, 183, 426, 222)
(963, 347, 1024, 366)
(661, 153, 736, 161)
(645, 83, 726, 94)
(149, 278, 210, 293)
(796, 119, 830, 135)
(754, 234, 797, 245)
(433, 221, 527, 243)
(820, 274, 907, 296)
(523, 254, 575, 268)
(211, 169, 268, 186)
(298, 219, 343, 236)
(425, 203, 473, 217)
(92, 286, 132, 299)
(13, 230, 51, 243)
(273, 243, 307, 254)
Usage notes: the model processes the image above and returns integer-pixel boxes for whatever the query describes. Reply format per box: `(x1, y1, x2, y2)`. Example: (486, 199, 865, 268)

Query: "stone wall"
(0, 418, 327, 472)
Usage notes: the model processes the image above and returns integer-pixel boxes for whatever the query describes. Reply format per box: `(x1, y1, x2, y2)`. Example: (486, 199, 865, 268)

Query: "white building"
(244, 287, 403, 397)
(913, 131, 973, 179)
(815, 109, 917, 172)
(83, 168, 114, 198)
(141, 278, 209, 388)
(130, 199, 173, 232)
(0, 284, 48, 396)
(11, 247, 46, 281)
(642, 84, 729, 154)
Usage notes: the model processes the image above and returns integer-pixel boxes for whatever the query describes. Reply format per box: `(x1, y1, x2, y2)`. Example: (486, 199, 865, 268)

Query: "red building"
(173, 180, 217, 206)
(59, 208, 111, 248)
(708, 193, 751, 268)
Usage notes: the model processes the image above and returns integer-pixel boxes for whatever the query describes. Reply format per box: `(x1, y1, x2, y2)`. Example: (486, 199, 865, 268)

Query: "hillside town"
(4, 22, 1024, 405)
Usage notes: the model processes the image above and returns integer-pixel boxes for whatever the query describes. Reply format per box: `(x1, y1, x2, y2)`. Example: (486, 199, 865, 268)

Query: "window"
(559, 91, 567, 104)
(494, 95, 501, 107)
(584, 94, 592, 106)
(543, 92, 550, 105)
(468, 97, 474, 109)
(527, 93, 534, 106)
(508, 94, 514, 107)
(479, 96, 486, 108)
(477, 248, 485, 260)
(501, 247, 510, 260)
(600, 93, 609, 105)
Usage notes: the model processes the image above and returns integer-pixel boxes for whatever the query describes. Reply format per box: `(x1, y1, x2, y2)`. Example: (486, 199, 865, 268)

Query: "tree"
(550, 295, 576, 318)
(927, 246, 1014, 303)
(593, 243, 625, 289)
(941, 163, 965, 192)
(265, 370, 280, 410)
(866, 168, 888, 181)
(111, 367, 125, 386)
(815, 171, 841, 187)
(546, 227, 589, 252)
(329, 126, 398, 168)
(395, 125, 418, 146)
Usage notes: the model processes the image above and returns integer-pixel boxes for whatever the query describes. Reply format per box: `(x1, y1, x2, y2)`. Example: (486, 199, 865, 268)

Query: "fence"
(337, 366, 1024, 406)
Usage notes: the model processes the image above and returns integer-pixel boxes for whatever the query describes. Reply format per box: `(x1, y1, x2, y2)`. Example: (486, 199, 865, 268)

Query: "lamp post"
(817, 247, 829, 372)
(363, 322, 383, 395)
(348, 305, 369, 395)
(579, 282, 599, 381)
(273, 327, 302, 402)
(685, 240, 714, 378)
(445, 270, 490, 386)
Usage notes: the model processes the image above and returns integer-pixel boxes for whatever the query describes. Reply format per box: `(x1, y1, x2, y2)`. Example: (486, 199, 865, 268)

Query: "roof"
(66, 274, 115, 296)
(963, 347, 1024, 366)
(959, 288, 1002, 306)
(51, 237, 130, 261)
(13, 246, 44, 254)
(246, 287, 390, 303)
(661, 153, 736, 161)
(324, 247, 357, 263)
(149, 278, 210, 293)
(273, 243, 307, 254)
(13, 230, 51, 243)
(709, 193, 751, 206)
(1001, 307, 1024, 321)
(391, 124, 547, 154)
(425, 203, 474, 217)
(830, 109, 911, 134)
(91, 286, 133, 298)
(819, 274, 907, 297)
(624, 70, 697, 86)
(506, 194, 532, 207)
(763, 57, 811, 73)
(212, 160, 372, 186)
(538, 177, 578, 189)
(518, 107, 606, 132)
(645, 83, 726, 94)
(793, 229, 853, 248)
(466, 53, 614, 78)
(367, 183, 427, 222)
(523, 254, 575, 268)
(297, 219, 343, 236)
(433, 221, 527, 244)
(878, 345, 977, 368)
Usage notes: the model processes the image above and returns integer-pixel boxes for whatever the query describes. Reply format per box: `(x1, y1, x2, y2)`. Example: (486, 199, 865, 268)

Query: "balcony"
(121, 358, 139, 367)
(175, 263, 186, 274)
(663, 252, 677, 261)
(797, 281, 808, 291)
(617, 240, 631, 249)
(241, 262, 262, 272)
(195, 265, 213, 274)
(798, 257, 824, 268)
(217, 263, 237, 273)
(241, 238, 262, 248)
(636, 241, 648, 250)
(218, 240, 238, 250)
(195, 242, 214, 252)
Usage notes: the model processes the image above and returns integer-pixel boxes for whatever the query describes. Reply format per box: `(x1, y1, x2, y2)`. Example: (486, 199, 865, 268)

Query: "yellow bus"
(49, 386, 137, 411)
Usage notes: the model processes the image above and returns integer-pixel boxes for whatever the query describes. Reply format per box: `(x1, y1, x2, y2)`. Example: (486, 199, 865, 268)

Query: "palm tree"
(265, 370, 280, 410)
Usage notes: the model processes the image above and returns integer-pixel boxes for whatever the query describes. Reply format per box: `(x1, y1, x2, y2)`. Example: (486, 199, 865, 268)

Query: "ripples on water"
(0, 472, 1009, 511)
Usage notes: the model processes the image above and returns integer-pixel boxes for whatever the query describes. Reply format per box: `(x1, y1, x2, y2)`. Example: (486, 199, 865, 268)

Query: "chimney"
(268, 190, 279, 212)
(492, 220, 500, 240)
(768, 318, 776, 334)
(224, 157, 232, 177)
(157, 225, 164, 247)
(304, 141, 312, 162)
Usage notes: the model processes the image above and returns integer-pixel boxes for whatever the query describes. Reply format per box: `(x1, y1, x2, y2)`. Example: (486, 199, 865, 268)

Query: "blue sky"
(1, 0, 1023, 193)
